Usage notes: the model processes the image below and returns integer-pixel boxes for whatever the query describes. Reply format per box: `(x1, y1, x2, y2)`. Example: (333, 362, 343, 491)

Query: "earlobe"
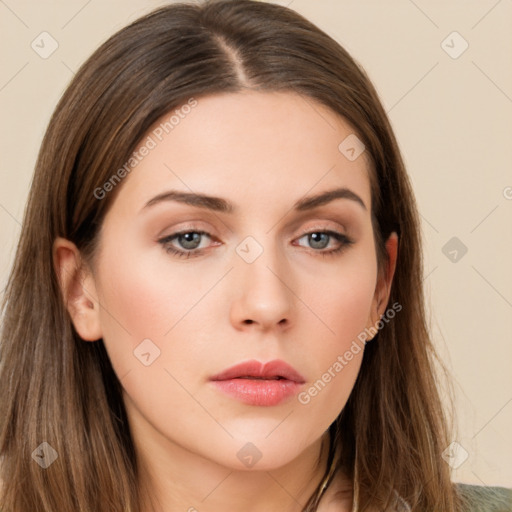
(52, 237, 103, 342)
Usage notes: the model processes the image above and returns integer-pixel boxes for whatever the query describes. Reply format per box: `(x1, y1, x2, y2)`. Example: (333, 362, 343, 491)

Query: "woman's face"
(58, 91, 396, 472)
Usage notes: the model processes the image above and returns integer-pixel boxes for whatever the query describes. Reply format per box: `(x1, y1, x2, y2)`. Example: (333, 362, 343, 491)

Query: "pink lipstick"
(210, 359, 305, 406)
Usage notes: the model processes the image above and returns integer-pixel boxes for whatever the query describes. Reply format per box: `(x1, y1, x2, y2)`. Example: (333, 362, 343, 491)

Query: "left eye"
(295, 230, 348, 250)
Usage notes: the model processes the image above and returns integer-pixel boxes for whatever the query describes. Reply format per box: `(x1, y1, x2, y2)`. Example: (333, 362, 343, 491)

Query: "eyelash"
(158, 229, 354, 259)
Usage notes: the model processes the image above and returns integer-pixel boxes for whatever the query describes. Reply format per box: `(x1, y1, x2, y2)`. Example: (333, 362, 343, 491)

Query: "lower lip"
(211, 378, 303, 406)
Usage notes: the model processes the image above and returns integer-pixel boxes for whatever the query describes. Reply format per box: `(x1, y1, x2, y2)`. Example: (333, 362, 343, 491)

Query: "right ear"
(52, 237, 103, 342)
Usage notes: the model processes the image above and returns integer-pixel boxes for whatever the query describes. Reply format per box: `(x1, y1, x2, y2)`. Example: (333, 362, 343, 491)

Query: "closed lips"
(210, 359, 306, 383)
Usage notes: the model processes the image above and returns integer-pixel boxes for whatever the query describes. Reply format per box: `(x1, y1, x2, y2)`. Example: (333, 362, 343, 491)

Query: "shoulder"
(456, 483, 512, 512)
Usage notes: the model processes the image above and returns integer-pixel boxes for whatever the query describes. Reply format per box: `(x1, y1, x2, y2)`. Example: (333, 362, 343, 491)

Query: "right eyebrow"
(141, 190, 233, 214)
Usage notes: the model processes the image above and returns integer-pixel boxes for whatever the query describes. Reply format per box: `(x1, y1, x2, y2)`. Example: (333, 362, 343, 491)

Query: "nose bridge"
(236, 232, 287, 290)
(231, 232, 294, 326)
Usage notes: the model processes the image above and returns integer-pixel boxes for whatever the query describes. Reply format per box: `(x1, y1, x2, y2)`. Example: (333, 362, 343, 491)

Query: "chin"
(205, 430, 319, 472)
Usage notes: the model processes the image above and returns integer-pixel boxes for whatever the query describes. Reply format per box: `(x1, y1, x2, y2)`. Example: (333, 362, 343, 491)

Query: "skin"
(54, 90, 398, 512)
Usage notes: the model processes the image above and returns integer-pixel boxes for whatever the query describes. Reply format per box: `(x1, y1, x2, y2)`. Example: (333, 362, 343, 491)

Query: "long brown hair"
(0, 1, 460, 510)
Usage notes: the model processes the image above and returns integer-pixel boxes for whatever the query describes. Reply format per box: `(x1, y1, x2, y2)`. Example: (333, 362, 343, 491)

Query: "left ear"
(366, 231, 399, 335)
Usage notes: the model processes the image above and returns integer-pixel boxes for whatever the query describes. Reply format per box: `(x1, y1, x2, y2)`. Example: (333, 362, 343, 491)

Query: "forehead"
(107, 90, 372, 217)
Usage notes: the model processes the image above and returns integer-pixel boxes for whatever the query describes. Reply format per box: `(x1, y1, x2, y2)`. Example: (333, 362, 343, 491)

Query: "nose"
(229, 240, 294, 332)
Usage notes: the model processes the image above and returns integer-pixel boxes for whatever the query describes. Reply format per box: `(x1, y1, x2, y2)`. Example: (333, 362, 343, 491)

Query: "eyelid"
(293, 219, 353, 242)
(155, 220, 216, 240)
(298, 220, 347, 233)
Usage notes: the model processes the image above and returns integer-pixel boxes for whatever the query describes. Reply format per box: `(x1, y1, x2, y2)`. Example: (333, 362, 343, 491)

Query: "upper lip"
(210, 359, 306, 383)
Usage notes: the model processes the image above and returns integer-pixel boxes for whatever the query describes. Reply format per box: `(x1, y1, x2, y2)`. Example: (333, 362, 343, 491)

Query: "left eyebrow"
(140, 186, 367, 214)
(294, 187, 367, 212)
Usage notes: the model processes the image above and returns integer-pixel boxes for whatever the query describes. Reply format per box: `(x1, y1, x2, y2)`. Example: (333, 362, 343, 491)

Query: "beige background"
(0, 0, 511, 487)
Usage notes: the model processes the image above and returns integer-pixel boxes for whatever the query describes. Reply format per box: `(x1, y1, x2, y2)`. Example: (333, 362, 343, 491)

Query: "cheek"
(93, 240, 223, 389)
(93, 246, 177, 376)
(295, 254, 376, 418)
(296, 348, 363, 437)
(308, 253, 377, 348)
(93, 252, 208, 445)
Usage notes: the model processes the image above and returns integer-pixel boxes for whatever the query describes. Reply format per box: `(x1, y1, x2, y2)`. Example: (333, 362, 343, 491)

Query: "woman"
(0, 1, 510, 511)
